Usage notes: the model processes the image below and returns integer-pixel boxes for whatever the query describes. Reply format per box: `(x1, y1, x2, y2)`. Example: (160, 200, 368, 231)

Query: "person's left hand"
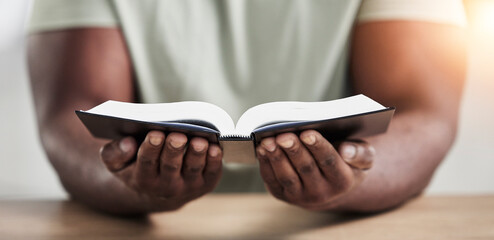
(256, 130, 375, 211)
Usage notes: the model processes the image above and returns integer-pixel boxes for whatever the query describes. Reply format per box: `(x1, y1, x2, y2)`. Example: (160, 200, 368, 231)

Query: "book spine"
(219, 137, 257, 164)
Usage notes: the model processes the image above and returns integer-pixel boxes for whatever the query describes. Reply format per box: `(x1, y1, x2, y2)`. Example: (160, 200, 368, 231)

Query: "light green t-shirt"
(29, 0, 466, 193)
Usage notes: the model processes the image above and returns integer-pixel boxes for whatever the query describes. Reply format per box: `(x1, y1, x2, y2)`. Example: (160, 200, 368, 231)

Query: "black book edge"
(221, 107, 395, 164)
(76, 111, 221, 143)
(76, 107, 395, 164)
(76, 107, 395, 143)
(252, 107, 395, 144)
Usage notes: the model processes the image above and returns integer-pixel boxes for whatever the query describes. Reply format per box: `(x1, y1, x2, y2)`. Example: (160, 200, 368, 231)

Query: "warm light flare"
(468, 0, 494, 36)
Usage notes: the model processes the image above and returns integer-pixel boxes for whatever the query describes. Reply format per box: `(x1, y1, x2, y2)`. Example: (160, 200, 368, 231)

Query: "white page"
(86, 101, 235, 134)
(84, 95, 385, 137)
(233, 94, 385, 136)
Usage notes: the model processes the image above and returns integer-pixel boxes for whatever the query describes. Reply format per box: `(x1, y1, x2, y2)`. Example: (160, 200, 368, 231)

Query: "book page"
(85, 101, 235, 134)
(233, 95, 386, 136)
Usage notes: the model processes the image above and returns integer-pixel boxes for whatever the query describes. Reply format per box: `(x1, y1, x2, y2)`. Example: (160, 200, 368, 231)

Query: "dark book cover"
(76, 107, 395, 164)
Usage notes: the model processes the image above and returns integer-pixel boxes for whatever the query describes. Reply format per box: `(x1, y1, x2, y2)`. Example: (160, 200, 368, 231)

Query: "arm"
(336, 21, 466, 211)
(256, 21, 466, 212)
(28, 28, 223, 215)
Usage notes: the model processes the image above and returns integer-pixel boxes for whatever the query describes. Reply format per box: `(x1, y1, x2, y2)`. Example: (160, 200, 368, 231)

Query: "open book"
(76, 94, 394, 164)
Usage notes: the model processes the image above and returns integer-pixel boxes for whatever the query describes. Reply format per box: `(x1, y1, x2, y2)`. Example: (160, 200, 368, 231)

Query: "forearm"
(327, 21, 467, 212)
(41, 111, 182, 215)
(27, 28, 176, 215)
(327, 109, 456, 212)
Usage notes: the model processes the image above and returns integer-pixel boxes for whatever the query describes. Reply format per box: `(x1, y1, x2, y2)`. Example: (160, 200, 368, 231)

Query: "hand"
(100, 131, 223, 208)
(256, 130, 375, 211)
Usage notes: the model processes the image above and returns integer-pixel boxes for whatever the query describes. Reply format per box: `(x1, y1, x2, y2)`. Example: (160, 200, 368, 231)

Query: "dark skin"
(28, 21, 465, 214)
(257, 21, 466, 211)
(28, 28, 223, 214)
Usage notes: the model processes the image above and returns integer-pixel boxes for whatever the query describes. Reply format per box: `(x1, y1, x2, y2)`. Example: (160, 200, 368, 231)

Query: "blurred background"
(0, 0, 493, 199)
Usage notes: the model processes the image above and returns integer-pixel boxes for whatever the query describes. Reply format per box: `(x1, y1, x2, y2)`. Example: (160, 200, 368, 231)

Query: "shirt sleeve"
(357, 0, 467, 27)
(28, 0, 118, 33)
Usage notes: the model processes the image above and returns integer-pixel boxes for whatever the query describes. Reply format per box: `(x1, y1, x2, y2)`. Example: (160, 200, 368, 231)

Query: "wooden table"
(0, 194, 493, 240)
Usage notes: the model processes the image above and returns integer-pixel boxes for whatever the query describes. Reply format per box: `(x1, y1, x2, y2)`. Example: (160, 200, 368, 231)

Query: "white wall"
(0, 0, 492, 199)
(0, 0, 66, 199)
(426, 1, 494, 194)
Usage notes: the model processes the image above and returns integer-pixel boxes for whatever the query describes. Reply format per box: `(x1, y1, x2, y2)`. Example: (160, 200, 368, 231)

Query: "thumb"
(338, 140, 375, 170)
(100, 137, 137, 172)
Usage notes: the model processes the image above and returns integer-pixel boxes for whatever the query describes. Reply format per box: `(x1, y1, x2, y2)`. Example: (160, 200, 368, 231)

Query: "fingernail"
(209, 147, 219, 157)
(192, 141, 207, 152)
(257, 147, 266, 157)
(119, 138, 133, 153)
(341, 144, 357, 160)
(149, 133, 163, 146)
(278, 138, 294, 149)
(170, 138, 186, 149)
(302, 134, 316, 145)
(262, 139, 276, 152)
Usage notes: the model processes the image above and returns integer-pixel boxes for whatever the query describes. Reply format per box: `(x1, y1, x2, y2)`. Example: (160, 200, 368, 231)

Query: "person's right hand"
(99, 131, 223, 209)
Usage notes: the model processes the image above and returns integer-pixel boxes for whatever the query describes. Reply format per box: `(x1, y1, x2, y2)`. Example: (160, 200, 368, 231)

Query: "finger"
(261, 137, 302, 197)
(135, 131, 165, 180)
(300, 130, 354, 193)
(256, 146, 284, 200)
(100, 137, 137, 172)
(276, 133, 325, 186)
(182, 137, 208, 182)
(339, 141, 375, 170)
(203, 144, 223, 186)
(160, 132, 187, 183)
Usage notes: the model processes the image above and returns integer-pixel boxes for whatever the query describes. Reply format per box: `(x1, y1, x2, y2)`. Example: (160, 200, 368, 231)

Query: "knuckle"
(298, 162, 316, 174)
(319, 154, 337, 168)
(138, 155, 156, 167)
(260, 156, 270, 164)
(186, 165, 205, 173)
(269, 152, 284, 162)
(279, 176, 297, 188)
(161, 162, 181, 172)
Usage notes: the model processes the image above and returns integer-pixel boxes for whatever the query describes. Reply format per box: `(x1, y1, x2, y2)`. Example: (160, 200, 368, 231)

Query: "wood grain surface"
(0, 194, 493, 240)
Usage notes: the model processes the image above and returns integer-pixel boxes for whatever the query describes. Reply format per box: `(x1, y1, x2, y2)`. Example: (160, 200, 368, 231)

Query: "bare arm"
(256, 21, 466, 212)
(28, 28, 223, 215)
(335, 21, 466, 211)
